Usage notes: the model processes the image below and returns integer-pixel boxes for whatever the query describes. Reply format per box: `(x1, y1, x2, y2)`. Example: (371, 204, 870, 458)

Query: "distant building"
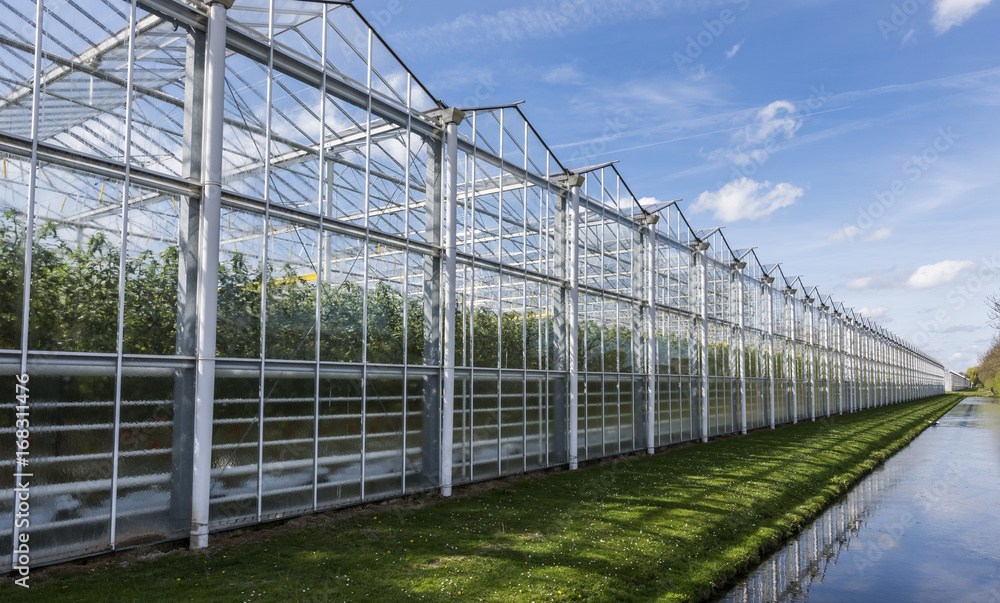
(945, 370, 972, 391)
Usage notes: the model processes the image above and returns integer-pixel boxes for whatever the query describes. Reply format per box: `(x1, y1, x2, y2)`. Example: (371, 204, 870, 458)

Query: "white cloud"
(829, 226, 893, 243)
(906, 260, 975, 288)
(843, 268, 895, 289)
(845, 276, 874, 289)
(544, 63, 583, 85)
(863, 227, 894, 242)
(828, 225, 860, 242)
(745, 100, 802, 144)
(392, 0, 721, 54)
(705, 99, 804, 167)
(725, 39, 744, 59)
(932, 0, 994, 33)
(857, 306, 891, 321)
(692, 178, 803, 221)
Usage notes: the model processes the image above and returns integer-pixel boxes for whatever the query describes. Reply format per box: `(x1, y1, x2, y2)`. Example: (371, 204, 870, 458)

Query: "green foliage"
(1, 210, 681, 370)
(0, 208, 24, 349)
(978, 340, 1000, 391)
(265, 264, 315, 360)
(965, 366, 980, 387)
(216, 251, 262, 357)
(366, 281, 405, 364)
(28, 222, 122, 353)
(123, 246, 180, 354)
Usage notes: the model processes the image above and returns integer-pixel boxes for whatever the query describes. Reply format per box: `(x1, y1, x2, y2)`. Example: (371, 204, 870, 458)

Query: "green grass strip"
(12, 394, 960, 602)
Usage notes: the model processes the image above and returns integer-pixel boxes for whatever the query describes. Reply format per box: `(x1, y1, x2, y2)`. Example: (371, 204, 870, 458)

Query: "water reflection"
(720, 463, 899, 602)
(718, 398, 1000, 603)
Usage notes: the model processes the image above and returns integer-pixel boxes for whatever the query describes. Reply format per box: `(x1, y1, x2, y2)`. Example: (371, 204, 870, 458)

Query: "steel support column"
(640, 216, 659, 452)
(567, 176, 583, 469)
(698, 248, 709, 443)
(422, 132, 443, 485)
(438, 107, 464, 496)
(190, 0, 232, 550)
(737, 269, 747, 435)
(788, 293, 798, 424)
(766, 281, 776, 429)
(807, 300, 815, 421)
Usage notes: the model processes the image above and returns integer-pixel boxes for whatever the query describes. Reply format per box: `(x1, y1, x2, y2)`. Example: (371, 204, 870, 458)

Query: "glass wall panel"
(471, 374, 499, 480)
(405, 133, 429, 244)
(38, 1, 129, 161)
(209, 369, 260, 527)
(116, 371, 191, 545)
(500, 375, 524, 475)
(268, 70, 321, 214)
(585, 377, 603, 459)
(472, 268, 499, 368)
(405, 375, 437, 492)
(28, 373, 116, 563)
(364, 376, 404, 498)
(123, 185, 180, 355)
(525, 377, 546, 470)
(0, 362, 17, 555)
(620, 377, 635, 451)
(603, 376, 621, 454)
(316, 374, 363, 506)
(260, 371, 316, 518)
(221, 52, 268, 198)
(500, 274, 524, 370)
(452, 373, 472, 484)
(28, 165, 122, 353)
(0, 5, 37, 139)
(367, 130, 410, 237)
(679, 378, 694, 441)
(265, 217, 318, 361)
(0, 153, 30, 350)
(407, 251, 429, 366)
(321, 84, 368, 224)
(525, 280, 542, 371)
(217, 208, 264, 359)
(366, 241, 405, 365)
(319, 229, 364, 362)
(128, 11, 186, 177)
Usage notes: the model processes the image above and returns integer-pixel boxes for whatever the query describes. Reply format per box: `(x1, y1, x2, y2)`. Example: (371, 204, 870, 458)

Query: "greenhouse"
(0, 0, 946, 567)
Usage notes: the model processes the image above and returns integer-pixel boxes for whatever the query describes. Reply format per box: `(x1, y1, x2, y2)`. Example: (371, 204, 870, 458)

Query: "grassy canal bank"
(8, 394, 960, 602)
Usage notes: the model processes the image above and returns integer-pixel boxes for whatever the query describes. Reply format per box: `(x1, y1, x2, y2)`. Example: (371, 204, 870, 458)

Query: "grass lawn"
(7, 394, 960, 602)
(956, 388, 1000, 398)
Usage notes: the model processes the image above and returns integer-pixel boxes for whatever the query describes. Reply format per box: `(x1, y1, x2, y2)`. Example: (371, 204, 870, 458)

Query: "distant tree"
(965, 366, 981, 388)
(976, 336, 1000, 392)
(988, 292, 1000, 330)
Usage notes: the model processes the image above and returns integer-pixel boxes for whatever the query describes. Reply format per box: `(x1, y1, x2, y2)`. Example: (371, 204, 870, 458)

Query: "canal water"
(718, 397, 1000, 603)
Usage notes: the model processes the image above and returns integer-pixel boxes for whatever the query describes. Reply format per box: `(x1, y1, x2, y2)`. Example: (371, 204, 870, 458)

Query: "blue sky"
(361, 0, 1000, 372)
